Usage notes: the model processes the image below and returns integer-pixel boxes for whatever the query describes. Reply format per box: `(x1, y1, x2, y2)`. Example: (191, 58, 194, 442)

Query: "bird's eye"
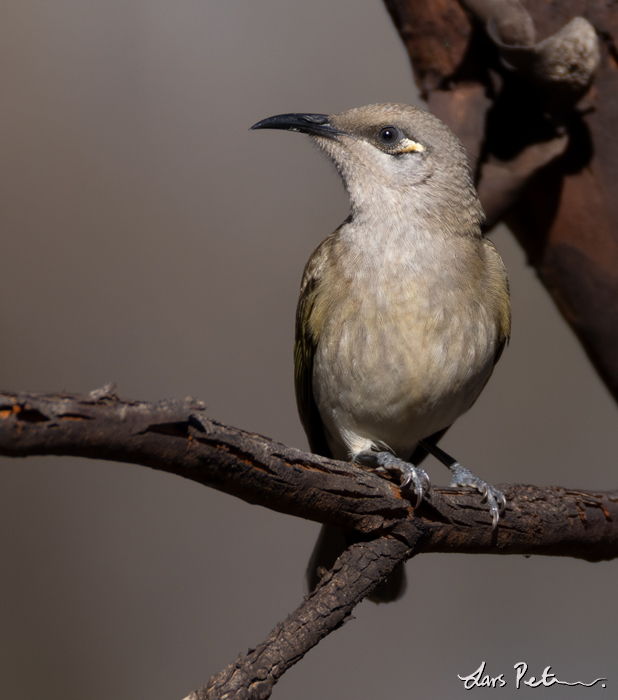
(377, 126, 400, 145)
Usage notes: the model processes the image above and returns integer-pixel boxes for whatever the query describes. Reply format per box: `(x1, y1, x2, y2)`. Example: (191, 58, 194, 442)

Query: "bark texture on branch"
(2, 388, 618, 698)
(186, 536, 416, 700)
(1, 390, 617, 560)
(384, 0, 618, 403)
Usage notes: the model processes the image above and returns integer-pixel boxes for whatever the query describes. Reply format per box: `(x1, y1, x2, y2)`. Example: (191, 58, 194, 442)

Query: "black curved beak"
(250, 112, 340, 138)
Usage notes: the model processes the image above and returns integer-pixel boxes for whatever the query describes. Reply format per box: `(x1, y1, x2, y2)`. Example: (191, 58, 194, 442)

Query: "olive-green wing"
(483, 236, 511, 368)
(294, 238, 333, 459)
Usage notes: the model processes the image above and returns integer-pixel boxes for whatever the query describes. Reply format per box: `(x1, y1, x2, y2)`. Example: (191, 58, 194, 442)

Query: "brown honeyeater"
(251, 104, 510, 601)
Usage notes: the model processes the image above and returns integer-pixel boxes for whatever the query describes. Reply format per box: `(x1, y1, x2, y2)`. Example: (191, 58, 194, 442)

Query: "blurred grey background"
(1, 1, 616, 698)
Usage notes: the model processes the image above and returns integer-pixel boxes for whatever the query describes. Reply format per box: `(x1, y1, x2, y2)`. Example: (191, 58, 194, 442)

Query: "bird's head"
(251, 103, 484, 232)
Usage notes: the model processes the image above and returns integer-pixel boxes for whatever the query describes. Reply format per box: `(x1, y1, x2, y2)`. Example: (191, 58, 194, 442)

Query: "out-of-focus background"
(1, 1, 616, 698)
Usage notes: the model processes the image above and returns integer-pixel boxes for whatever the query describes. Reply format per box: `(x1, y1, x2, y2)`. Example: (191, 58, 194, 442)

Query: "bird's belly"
(313, 292, 498, 461)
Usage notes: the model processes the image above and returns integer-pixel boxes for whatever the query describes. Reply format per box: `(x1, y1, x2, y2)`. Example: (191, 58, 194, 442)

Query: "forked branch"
(1, 388, 617, 699)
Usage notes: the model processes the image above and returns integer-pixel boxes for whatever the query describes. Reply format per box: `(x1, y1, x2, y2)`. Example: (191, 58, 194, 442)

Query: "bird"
(251, 104, 510, 601)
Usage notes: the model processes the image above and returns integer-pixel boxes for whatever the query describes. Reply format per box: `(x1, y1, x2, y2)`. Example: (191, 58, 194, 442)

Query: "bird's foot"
(448, 464, 506, 530)
(375, 453, 430, 506)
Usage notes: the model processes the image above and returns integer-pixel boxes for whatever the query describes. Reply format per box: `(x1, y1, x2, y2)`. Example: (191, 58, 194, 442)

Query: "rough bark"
(2, 389, 617, 698)
(2, 390, 617, 560)
(187, 536, 416, 700)
(384, 0, 618, 402)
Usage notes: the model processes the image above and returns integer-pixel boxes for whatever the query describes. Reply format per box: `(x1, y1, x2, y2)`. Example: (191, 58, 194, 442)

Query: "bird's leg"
(419, 440, 506, 530)
(356, 450, 430, 506)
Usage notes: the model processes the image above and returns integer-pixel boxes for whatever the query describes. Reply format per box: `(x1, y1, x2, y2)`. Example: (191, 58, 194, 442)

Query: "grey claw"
(399, 471, 412, 490)
(490, 506, 500, 531)
(449, 464, 506, 529)
(400, 468, 423, 505)
(422, 471, 431, 492)
(498, 492, 507, 515)
(374, 453, 429, 507)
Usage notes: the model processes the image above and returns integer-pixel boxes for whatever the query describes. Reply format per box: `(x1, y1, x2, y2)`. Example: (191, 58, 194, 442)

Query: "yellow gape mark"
(399, 138, 426, 153)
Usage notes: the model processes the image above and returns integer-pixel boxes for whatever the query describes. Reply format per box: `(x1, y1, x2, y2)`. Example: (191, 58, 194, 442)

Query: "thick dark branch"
(1, 390, 617, 560)
(2, 388, 617, 699)
(0, 388, 409, 535)
(186, 535, 417, 700)
(384, 0, 618, 404)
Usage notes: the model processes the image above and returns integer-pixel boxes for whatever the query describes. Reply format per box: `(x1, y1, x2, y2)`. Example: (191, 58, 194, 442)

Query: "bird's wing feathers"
(482, 237, 511, 367)
(294, 236, 335, 458)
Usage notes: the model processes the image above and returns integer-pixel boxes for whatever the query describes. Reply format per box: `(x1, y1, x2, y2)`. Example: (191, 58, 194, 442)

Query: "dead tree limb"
(189, 535, 416, 700)
(2, 388, 617, 698)
(2, 389, 617, 560)
(384, 0, 618, 402)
